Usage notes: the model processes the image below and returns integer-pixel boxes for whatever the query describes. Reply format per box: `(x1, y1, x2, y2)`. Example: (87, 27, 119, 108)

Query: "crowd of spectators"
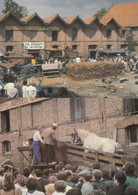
(0, 161, 137, 195)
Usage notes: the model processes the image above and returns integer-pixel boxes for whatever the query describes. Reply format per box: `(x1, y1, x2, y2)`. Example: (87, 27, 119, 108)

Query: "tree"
(93, 8, 107, 19)
(126, 31, 136, 54)
(2, 0, 28, 18)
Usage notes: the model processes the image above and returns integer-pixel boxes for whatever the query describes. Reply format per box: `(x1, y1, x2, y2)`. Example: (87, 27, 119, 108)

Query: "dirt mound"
(66, 61, 123, 80)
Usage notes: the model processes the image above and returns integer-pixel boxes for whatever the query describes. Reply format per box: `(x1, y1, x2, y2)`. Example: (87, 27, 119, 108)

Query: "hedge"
(66, 61, 123, 80)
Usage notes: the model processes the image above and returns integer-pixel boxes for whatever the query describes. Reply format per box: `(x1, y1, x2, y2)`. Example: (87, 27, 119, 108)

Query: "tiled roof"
(43, 14, 58, 22)
(21, 13, 35, 21)
(64, 16, 78, 23)
(101, 1, 138, 27)
(0, 98, 47, 112)
(83, 16, 95, 24)
(0, 11, 10, 21)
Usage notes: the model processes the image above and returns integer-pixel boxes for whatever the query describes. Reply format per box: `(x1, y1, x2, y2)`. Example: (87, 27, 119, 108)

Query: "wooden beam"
(66, 148, 124, 165)
(65, 143, 125, 158)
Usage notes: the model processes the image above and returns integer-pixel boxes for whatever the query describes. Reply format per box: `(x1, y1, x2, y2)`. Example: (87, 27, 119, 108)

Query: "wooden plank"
(17, 146, 31, 151)
(19, 151, 31, 164)
(67, 148, 124, 165)
(65, 143, 125, 158)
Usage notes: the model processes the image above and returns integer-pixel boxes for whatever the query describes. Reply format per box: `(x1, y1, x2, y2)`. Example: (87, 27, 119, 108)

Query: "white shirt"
(33, 131, 44, 144)
(26, 85, 36, 98)
(52, 192, 65, 195)
(8, 87, 18, 98)
(4, 82, 14, 96)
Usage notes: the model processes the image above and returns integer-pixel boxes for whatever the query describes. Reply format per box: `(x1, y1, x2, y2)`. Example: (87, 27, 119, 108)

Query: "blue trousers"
(32, 141, 42, 165)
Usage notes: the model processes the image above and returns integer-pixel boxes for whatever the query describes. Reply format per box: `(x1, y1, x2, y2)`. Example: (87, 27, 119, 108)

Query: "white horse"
(71, 129, 121, 154)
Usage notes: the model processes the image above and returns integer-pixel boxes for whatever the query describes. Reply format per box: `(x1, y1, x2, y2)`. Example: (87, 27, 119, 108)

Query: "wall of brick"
(0, 98, 138, 170)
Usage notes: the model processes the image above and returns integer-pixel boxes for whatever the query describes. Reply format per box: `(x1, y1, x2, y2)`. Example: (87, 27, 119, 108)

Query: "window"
(88, 45, 97, 50)
(107, 30, 112, 38)
(2, 141, 11, 155)
(122, 30, 126, 37)
(120, 44, 127, 49)
(52, 45, 58, 48)
(107, 45, 112, 49)
(72, 45, 77, 50)
(6, 46, 13, 52)
(70, 98, 85, 123)
(123, 99, 138, 114)
(1, 111, 10, 133)
(52, 31, 58, 41)
(72, 28, 77, 41)
(126, 125, 138, 144)
(6, 30, 13, 41)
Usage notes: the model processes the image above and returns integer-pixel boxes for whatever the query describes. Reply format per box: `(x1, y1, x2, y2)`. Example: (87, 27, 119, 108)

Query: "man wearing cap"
(32, 127, 44, 165)
(43, 123, 58, 163)
(78, 170, 94, 195)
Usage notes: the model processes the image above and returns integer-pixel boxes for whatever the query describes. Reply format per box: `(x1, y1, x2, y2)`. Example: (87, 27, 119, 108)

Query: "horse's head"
(71, 129, 83, 145)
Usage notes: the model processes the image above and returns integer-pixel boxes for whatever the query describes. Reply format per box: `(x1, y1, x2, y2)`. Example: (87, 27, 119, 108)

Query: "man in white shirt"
(26, 80, 36, 98)
(33, 127, 44, 165)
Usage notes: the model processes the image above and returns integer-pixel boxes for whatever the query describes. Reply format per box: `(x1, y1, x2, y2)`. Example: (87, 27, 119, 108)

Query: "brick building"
(0, 1, 137, 59)
(0, 98, 137, 170)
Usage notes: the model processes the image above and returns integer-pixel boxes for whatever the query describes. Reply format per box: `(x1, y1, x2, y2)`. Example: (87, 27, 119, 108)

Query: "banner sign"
(23, 42, 44, 50)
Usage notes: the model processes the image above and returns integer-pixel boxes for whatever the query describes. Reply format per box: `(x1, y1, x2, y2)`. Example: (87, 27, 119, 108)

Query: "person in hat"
(78, 170, 94, 195)
(32, 127, 44, 165)
(42, 123, 58, 163)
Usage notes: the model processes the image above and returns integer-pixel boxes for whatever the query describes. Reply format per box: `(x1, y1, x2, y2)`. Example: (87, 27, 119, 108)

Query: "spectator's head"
(54, 180, 67, 193)
(110, 167, 118, 179)
(71, 174, 79, 184)
(2, 172, 15, 191)
(92, 169, 103, 181)
(57, 172, 67, 181)
(126, 186, 138, 195)
(23, 167, 31, 177)
(78, 170, 92, 182)
(48, 168, 55, 175)
(45, 183, 55, 195)
(66, 171, 72, 180)
(64, 164, 72, 171)
(23, 80, 27, 86)
(66, 188, 82, 195)
(114, 171, 126, 185)
(43, 168, 50, 176)
(123, 162, 135, 177)
(55, 164, 63, 173)
(72, 166, 79, 174)
(92, 162, 100, 170)
(26, 178, 38, 191)
(17, 175, 27, 187)
(102, 170, 109, 180)
(34, 169, 42, 178)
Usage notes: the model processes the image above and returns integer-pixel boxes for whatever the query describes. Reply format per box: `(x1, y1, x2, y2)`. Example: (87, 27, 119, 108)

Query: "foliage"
(126, 31, 136, 53)
(2, 0, 28, 18)
(93, 8, 107, 19)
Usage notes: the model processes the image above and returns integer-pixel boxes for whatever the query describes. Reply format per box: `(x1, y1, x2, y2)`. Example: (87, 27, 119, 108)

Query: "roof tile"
(83, 17, 95, 24)
(0, 98, 47, 112)
(0, 11, 11, 21)
(43, 14, 58, 22)
(64, 16, 78, 23)
(101, 1, 138, 27)
(21, 13, 35, 21)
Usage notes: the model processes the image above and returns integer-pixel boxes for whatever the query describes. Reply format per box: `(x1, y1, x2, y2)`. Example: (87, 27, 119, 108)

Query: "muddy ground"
(34, 72, 138, 98)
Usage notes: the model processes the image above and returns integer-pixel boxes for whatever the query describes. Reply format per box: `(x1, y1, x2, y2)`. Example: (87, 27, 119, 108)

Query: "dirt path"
(38, 72, 138, 98)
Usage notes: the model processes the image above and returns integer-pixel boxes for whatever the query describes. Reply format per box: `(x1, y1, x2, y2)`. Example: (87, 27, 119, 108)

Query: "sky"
(0, 0, 137, 19)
